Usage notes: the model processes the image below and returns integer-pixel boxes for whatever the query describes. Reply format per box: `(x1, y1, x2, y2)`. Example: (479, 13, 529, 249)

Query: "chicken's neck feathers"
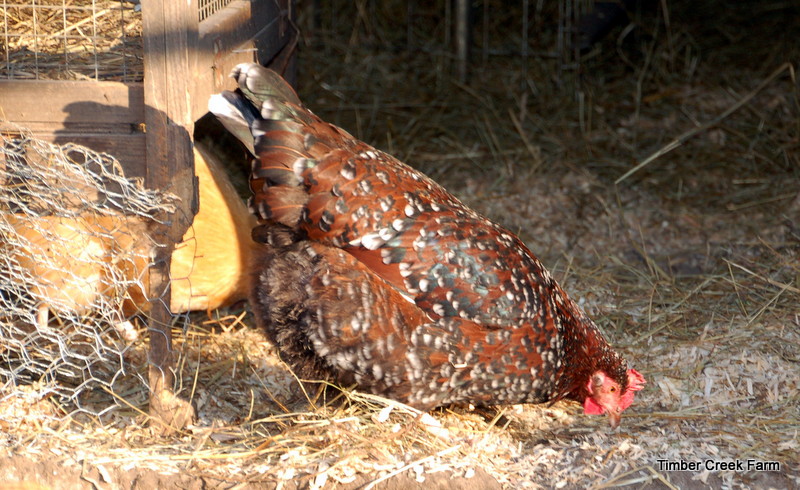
(551, 289, 626, 402)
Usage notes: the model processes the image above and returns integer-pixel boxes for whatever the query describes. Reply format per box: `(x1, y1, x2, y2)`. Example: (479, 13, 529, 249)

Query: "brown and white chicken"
(210, 63, 645, 427)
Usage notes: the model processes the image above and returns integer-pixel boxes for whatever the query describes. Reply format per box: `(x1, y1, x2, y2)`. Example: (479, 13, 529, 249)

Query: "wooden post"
(141, 0, 199, 433)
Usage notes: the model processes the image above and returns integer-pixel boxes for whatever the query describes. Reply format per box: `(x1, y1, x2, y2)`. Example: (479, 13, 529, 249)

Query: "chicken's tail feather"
(210, 63, 352, 231)
(208, 90, 261, 154)
(230, 63, 302, 108)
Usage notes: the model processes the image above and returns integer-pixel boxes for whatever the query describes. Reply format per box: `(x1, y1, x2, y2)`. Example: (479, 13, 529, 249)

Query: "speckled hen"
(209, 63, 645, 428)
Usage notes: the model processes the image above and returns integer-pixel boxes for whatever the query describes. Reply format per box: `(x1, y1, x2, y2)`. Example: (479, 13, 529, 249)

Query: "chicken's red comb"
(620, 369, 646, 410)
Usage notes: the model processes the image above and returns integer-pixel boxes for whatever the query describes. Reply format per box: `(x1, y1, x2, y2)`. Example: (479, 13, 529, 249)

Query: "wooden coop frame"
(0, 0, 295, 430)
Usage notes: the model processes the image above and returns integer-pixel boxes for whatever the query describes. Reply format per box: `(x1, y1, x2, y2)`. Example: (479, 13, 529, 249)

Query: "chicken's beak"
(608, 411, 620, 429)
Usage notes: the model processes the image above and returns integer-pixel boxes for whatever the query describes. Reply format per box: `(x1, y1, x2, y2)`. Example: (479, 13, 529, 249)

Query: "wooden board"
(9, 129, 147, 180)
(0, 80, 144, 125)
(0, 80, 147, 177)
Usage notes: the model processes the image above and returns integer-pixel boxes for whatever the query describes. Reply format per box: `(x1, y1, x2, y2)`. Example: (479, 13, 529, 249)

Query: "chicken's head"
(583, 368, 645, 428)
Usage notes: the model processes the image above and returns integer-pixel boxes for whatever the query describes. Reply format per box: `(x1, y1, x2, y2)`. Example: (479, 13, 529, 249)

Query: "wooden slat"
(0, 128, 148, 180)
(141, 0, 199, 433)
(56, 133, 148, 180)
(0, 81, 146, 179)
(198, 0, 254, 65)
(193, 0, 254, 119)
(0, 80, 144, 125)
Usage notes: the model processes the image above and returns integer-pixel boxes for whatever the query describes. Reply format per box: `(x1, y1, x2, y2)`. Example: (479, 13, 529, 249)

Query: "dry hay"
(0, 0, 143, 81)
(2, 0, 800, 488)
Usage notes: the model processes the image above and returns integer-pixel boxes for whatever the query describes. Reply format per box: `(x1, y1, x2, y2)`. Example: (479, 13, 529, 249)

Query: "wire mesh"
(0, 129, 177, 417)
(0, 0, 143, 81)
(198, 0, 233, 22)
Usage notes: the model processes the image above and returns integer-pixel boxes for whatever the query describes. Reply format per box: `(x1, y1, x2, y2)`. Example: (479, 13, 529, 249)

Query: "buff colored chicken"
(4, 212, 148, 337)
(3, 143, 257, 329)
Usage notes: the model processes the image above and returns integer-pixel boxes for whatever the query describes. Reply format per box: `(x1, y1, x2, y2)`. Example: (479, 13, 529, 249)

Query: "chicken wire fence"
(1, 0, 143, 81)
(0, 130, 179, 416)
(0, 0, 237, 81)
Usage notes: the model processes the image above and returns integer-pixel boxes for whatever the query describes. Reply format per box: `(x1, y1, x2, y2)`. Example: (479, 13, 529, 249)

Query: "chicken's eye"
(609, 387, 616, 393)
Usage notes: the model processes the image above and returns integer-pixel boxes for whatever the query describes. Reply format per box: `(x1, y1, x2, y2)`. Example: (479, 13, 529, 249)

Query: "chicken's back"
(4, 213, 150, 321)
(169, 145, 259, 313)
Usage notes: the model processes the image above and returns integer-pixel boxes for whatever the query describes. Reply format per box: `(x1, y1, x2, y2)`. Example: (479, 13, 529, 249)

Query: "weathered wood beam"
(0, 80, 144, 125)
(141, 0, 199, 433)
